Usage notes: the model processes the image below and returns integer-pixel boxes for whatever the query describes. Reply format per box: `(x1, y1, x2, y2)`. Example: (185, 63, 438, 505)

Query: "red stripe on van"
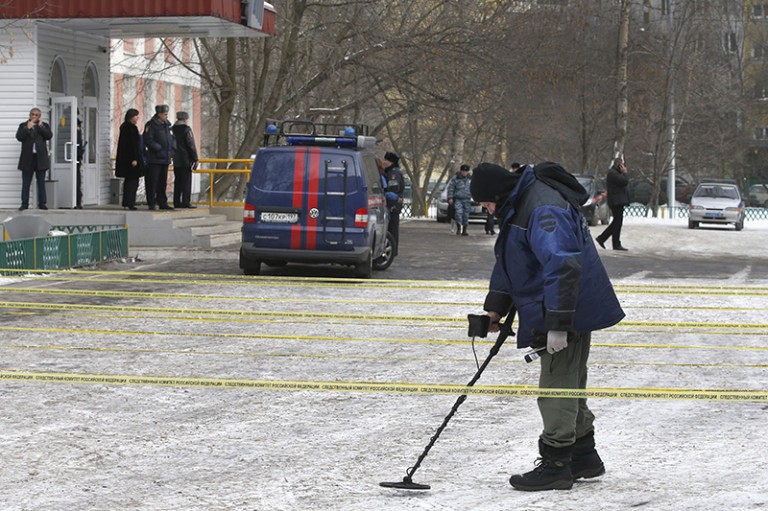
(291, 147, 306, 249)
(306, 147, 321, 250)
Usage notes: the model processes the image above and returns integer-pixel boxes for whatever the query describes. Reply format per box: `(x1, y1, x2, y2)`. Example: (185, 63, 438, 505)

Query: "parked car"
(688, 179, 745, 231)
(575, 174, 611, 226)
(240, 120, 394, 278)
(747, 183, 768, 208)
(629, 177, 693, 205)
(435, 179, 486, 223)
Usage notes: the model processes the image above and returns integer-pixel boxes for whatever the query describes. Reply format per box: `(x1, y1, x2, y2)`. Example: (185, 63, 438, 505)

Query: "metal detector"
(380, 309, 516, 491)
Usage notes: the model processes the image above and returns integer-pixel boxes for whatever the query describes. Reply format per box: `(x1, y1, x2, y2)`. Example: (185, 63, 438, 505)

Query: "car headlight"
(689, 204, 704, 210)
(725, 207, 740, 212)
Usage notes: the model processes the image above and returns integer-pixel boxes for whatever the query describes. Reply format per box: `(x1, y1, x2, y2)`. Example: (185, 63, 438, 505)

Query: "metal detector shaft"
(403, 309, 516, 483)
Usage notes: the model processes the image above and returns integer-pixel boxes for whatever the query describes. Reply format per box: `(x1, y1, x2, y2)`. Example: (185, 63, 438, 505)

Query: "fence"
(184, 161, 768, 222)
(0, 225, 128, 274)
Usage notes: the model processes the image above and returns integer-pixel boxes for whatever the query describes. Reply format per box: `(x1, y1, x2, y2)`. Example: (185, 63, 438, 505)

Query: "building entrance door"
(82, 99, 99, 205)
(51, 96, 78, 208)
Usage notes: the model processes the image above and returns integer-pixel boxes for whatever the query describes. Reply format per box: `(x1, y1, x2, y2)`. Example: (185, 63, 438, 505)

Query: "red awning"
(0, 0, 275, 38)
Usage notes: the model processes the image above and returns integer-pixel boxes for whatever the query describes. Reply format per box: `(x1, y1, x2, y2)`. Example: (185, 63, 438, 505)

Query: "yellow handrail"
(194, 157, 253, 208)
(111, 156, 254, 208)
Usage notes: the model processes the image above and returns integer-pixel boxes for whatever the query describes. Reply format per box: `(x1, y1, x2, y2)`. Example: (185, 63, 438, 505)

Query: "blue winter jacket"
(484, 165, 625, 348)
(143, 115, 176, 165)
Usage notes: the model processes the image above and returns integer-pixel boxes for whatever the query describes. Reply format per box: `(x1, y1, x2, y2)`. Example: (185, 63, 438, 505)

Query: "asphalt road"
(121, 218, 768, 281)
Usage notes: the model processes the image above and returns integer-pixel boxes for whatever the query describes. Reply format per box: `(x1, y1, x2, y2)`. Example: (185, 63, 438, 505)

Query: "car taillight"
(244, 203, 256, 223)
(354, 208, 369, 227)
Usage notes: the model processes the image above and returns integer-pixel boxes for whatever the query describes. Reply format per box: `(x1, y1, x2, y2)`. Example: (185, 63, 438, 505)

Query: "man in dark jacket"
(143, 105, 176, 210)
(171, 111, 198, 209)
(595, 157, 630, 251)
(381, 151, 405, 256)
(15, 107, 53, 210)
(471, 162, 625, 492)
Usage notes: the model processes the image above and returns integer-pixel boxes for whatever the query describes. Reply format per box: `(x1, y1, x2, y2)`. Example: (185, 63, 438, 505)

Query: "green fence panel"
(0, 226, 128, 275)
(0, 238, 35, 271)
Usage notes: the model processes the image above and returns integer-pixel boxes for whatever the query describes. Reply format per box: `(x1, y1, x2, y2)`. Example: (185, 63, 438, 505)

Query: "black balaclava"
(470, 162, 522, 205)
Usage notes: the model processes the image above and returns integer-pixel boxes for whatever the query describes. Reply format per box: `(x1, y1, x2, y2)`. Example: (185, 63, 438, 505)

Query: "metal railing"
(192, 158, 253, 208)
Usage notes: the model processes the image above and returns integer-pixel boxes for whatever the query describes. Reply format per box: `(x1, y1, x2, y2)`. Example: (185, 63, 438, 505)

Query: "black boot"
(572, 431, 605, 480)
(509, 440, 573, 491)
(461, 225, 468, 236)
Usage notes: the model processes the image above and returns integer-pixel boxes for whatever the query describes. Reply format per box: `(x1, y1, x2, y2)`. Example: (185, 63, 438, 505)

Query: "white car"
(688, 180, 745, 231)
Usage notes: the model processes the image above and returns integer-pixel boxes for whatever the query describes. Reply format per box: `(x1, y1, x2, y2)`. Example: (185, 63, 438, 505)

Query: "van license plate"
(261, 212, 298, 223)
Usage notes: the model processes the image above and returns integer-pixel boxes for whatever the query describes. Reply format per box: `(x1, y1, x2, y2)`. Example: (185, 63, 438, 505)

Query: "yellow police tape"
(0, 370, 766, 401)
(6, 268, 768, 294)
(2, 300, 768, 330)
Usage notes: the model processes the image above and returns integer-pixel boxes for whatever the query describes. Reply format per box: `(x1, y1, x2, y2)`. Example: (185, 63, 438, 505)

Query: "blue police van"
(239, 120, 395, 277)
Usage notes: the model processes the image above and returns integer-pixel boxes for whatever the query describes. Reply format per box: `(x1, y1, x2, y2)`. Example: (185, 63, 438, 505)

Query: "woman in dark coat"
(115, 109, 145, 210)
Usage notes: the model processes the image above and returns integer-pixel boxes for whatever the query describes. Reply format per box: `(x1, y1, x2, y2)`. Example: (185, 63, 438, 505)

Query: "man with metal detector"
(470, 161, 624, 492)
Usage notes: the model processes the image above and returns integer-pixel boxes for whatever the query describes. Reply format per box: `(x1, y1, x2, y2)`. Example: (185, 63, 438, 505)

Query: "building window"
(124, 39, 136, 54)
(724, 32, 738, 54)
(754, 127, 768, 140)
(752, 4, 768, 19)
(753, 45, 768, 59)
(84, 64, 99, 98)
(50, 57, 66, 94)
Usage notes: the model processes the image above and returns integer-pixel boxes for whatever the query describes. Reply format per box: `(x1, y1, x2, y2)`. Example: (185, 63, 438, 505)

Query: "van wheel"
(243, 261, 261, 276)
(240, 250, 261, 276)
(373, 232, 396, 271)
(735, 219, 744, 231)
(688, 220, 698, 229)
(354, 252, 373, 278)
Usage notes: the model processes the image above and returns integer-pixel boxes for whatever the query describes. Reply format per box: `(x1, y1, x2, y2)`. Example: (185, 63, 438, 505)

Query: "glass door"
(51, 96, 78, 208)
(82, 98, 99, 205)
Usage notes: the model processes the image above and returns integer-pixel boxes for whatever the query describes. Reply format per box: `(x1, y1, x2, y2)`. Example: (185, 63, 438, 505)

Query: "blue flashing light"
(265, 124, 279, 134)
(286, 135, 358, 147)
(344, 126, 356, 136)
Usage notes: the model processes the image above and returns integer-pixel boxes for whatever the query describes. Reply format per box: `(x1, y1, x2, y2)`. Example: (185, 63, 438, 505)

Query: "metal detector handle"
(396, 307, 517, 486)
(488, 307, 516, 357)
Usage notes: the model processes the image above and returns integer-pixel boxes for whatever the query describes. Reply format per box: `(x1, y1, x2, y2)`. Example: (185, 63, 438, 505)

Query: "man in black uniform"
(381, 151, 405, 257)
(171, 111, 198, 208)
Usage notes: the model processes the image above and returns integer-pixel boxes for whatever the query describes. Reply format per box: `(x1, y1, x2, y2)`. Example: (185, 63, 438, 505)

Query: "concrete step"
(204, 231, 242, 248)
(172, 214, 230, 228)
(189, 222, 242, 237)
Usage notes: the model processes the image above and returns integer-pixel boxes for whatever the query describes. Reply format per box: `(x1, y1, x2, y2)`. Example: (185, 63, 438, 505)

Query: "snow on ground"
(0, 218, 767, 510)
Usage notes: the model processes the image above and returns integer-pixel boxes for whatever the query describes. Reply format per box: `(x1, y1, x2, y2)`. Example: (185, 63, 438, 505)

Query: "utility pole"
(667, 0, 677, 212)
(613, 0, 631, 162)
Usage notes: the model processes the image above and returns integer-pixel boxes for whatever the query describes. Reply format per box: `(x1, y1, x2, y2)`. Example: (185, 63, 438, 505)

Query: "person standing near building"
(470, 161, 624, 491)
(75, 118, 86, 209)
(143, 105, 175, 210)
(595, 157, 630, 251)
(171, 111, 198, 209)
(381, 151, 405, 256)
(448, 164, 472, 236)
(15, 107, 52, 211)
(115, 108, 146, 211)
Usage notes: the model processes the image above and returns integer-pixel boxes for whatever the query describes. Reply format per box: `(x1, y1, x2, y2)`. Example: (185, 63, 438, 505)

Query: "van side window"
(363, 156, 383, 194)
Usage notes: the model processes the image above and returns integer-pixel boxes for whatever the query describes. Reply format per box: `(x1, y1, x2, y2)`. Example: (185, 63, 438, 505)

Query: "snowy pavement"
(0, 218, 767, 510)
